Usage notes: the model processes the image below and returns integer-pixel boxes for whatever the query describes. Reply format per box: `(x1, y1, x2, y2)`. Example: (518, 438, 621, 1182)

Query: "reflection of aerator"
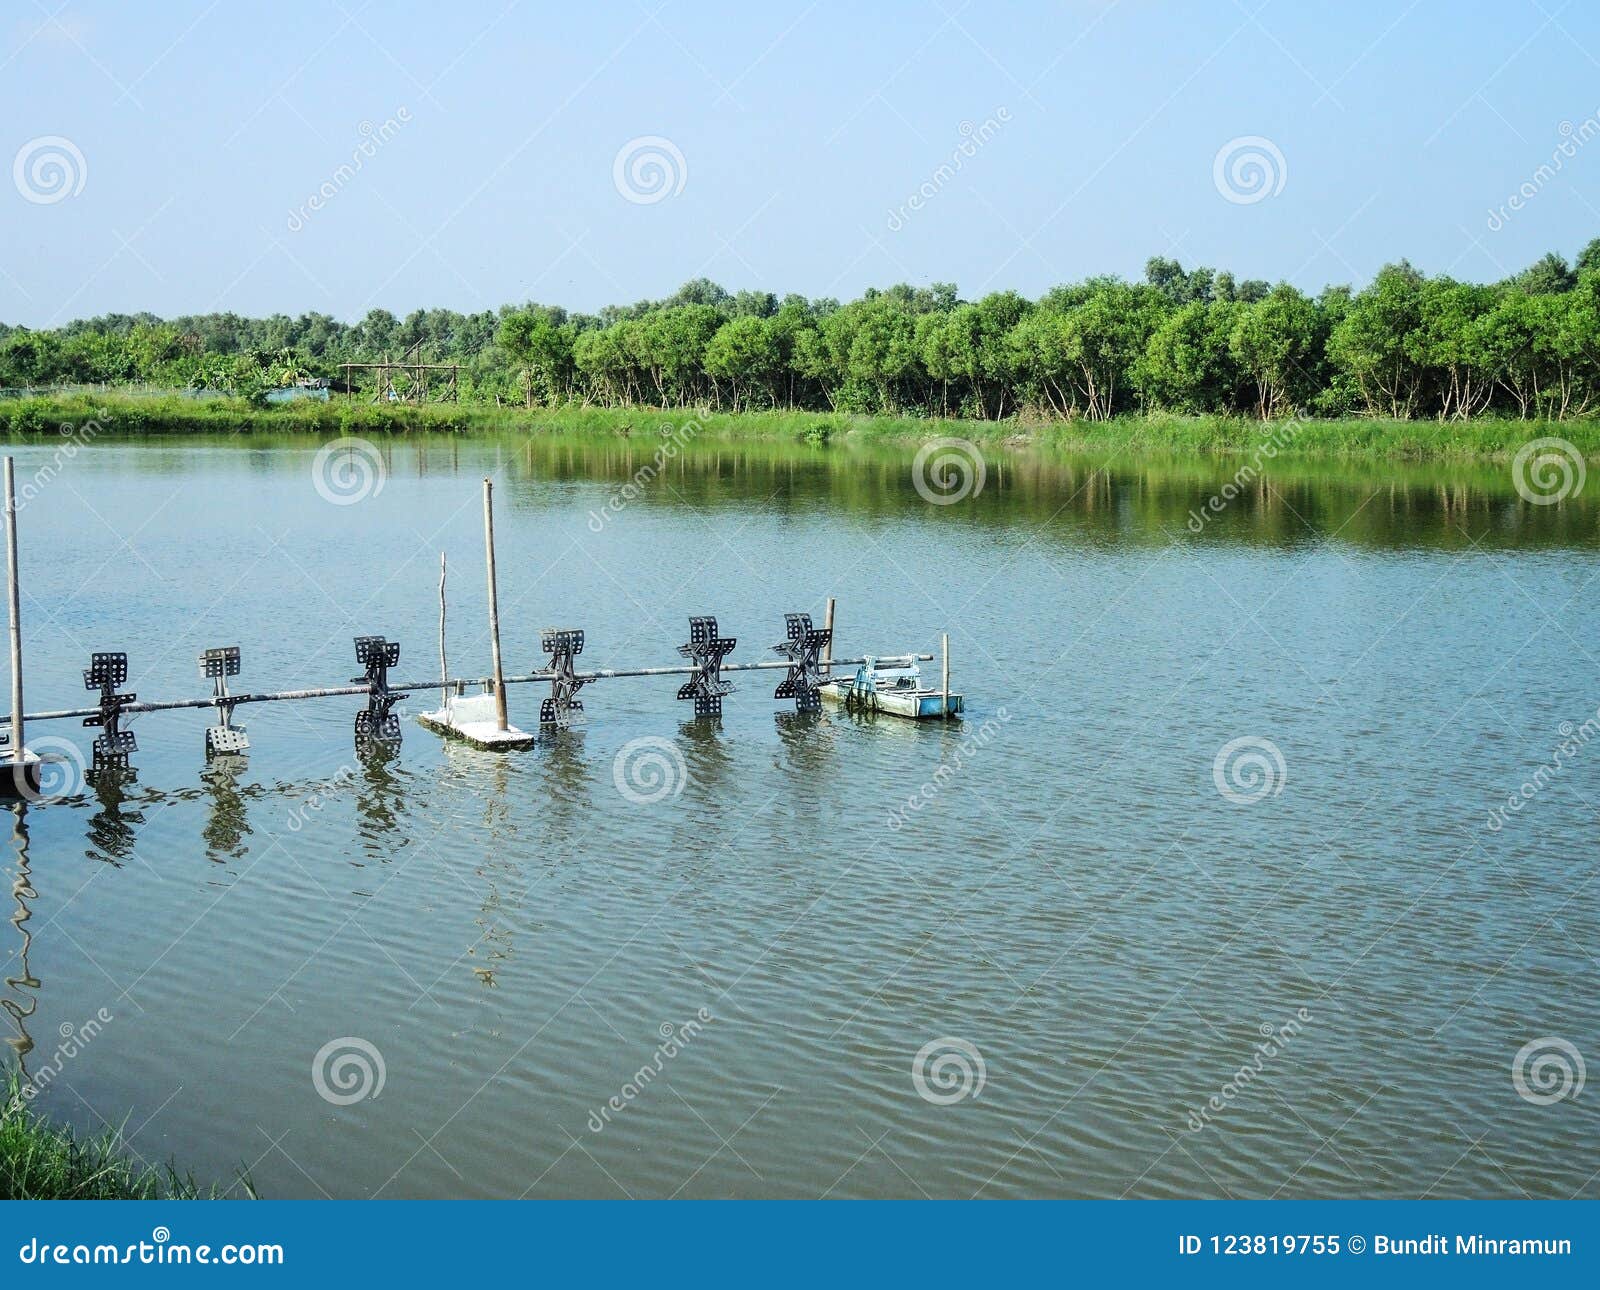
(201, 646, 249, 755)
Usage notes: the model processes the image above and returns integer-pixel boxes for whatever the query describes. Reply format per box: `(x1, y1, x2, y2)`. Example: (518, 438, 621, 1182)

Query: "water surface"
(3, 433, 1597, 1198)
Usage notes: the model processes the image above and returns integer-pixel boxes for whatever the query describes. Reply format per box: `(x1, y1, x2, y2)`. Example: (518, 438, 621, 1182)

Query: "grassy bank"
(1, 1072, 240, 1199)
(4, 391, 1600, 460)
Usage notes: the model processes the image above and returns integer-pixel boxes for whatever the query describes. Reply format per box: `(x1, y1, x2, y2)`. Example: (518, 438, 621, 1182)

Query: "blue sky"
(3, 0, 1599, 325)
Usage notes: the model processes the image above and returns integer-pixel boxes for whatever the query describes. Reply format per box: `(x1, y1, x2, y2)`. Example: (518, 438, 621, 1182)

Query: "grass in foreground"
(1, 1071, 245, 1199)
(5, 390, 1600, 461)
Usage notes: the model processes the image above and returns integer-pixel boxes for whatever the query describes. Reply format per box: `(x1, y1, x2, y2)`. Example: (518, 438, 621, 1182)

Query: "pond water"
(2, 431, 1597, 1198)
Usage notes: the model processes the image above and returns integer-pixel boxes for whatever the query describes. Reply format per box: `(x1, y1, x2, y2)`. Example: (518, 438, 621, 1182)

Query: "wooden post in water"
(483, 480, 509, 732)
(940, 632, 950, 719)
(4, 459, 22, 765)
(822, 596, 835, 676)
(437, 551, 448, 710)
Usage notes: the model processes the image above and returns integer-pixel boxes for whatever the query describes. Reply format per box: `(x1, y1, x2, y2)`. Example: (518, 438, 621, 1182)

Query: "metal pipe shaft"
(0, 654, 932, 726)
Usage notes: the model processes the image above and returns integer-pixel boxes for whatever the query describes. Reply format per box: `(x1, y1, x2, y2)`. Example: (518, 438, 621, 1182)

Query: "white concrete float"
(417, 692, 535, 750)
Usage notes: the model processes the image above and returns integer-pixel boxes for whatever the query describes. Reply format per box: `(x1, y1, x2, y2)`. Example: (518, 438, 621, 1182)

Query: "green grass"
(5, 390, 1600, 461)
(0, 1071, 246, 1199)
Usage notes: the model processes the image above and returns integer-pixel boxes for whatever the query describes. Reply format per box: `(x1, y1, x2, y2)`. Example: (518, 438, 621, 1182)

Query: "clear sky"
(3, 0, 1599, 326)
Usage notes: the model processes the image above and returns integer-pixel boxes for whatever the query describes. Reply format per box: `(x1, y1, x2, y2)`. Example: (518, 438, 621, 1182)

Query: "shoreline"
(1, 1071, 240, 1199)
(3, 391, 1600, 462)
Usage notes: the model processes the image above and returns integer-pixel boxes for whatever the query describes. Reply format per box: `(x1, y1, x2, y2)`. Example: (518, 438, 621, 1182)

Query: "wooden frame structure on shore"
(341, 340, 459, 404)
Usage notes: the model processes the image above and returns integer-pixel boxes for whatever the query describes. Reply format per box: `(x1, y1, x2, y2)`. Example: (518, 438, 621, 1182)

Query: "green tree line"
(7, 242, 1600, 421)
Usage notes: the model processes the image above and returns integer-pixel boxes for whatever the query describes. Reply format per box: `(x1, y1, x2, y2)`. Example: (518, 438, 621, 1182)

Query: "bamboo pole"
(939, 633, 950, 717)
(821, 596, 835, 676)
(4, 459, 23, 774)
(437, 551, 448, 710)
(483, 479, 508, 732)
